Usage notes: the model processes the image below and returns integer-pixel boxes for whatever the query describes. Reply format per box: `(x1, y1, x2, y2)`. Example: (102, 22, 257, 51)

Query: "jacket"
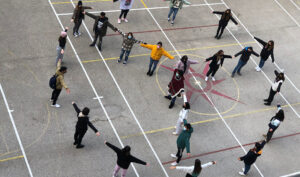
(271, 70, 283, 92)
(175, 59, 199, 75)
(175, 162, 214, 177)
(106, 142, 147, 169)
(55, 60, 68, 90)
(240, 150, 260, 165)
(268, 116, 280, 131)
(165, 0, 191, 9)
(73, 103, 98, 132)
(234, 48, 259, 63)
(177, 119, 193, 153)
(206, 54, 232, 69)
(86, 12, 117, 36)
(119, 31, 139, 51)
(72, 6, 92, 23)
(254, 37, 274, 62)
(120, 0, 134, 10)
(140, 43, 174, 60)
(213, 11, 238, 26)
(168, 69, 185, 97)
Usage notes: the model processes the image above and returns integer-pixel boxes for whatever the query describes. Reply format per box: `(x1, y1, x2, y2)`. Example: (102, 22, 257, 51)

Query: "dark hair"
(100, 12, 106, 17)
(222, 9, 231, 21)
(186, 123, 192, 130)
(157, 41, 162, 46)
(128, 32, 133, 36)
(177, 70, 184, 77)
(266, 40, 274, 51)
(82, 107, 90, 116)
(192, 159, 202, 175)
(181, 55, 188, 73)
(276, 109, 284, 121)
(59, 66, 67, 72)
(278, 72, 285, 81)
(215, 50, 224, 61)
(122, 146, 131, 156)
(183, 102, 190, 110)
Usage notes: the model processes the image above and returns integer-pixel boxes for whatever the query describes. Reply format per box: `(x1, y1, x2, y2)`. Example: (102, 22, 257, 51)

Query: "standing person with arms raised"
(71, 1, 92, 37)
(56, 27, 68, 65)
(175, 55, 199, 76)
(164, 0, 191, 25)
(264, 70, 284, 105)
(165, 69, 185, 109)
(253, 36, 275, 71)
(170, 159, 216, 177)
(212, 9, 238, 39)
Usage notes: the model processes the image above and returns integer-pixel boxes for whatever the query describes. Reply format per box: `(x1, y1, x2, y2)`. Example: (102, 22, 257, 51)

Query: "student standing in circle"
(238, 144, 262, 176)
(56, 27, 68, 65)
(71, 1, 92, 37)
(264, 70, 284, 106)
(173, 94, 190, 135)
(116, 0, 134, 24)
(165, 69, 185, 109)
(175, 55, 199, 75)
(170, 159, 216, 177)
(253, 36, 275, 71)
(212, 9, 238, 39)
(164, 0, 191, 25)
(263, 105, 284, 142)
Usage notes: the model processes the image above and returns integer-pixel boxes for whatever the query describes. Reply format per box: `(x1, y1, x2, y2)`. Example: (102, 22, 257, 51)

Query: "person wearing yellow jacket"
(140, 42, 174, 76)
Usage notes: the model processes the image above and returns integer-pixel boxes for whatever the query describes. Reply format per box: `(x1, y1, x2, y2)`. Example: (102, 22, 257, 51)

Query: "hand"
(72, 101, 75, 104)
(187, 153, 191, 157)
(104, 140, 107, 144)
(232, 56, 235, 59)
(71, 19, 74, 22)
(96, 132, 100, 136)
(169, 166, 176, 169)
(61, 49, 64, 54)
(212, 161, 217, 164)
(82, 11, 86, 14)
(143, 42, 147, 45)
(238, 158, 241, 161)
(270, 129, 273, 132)
(65, 27, 69, 30)
(146, 163, 150, 166)
(66, 88, 70, 94)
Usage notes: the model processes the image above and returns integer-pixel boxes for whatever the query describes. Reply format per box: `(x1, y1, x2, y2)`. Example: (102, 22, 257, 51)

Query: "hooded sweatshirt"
(168, 69, 185, 97)
(234, 47, 259, 63)
(140, 43, 174, 60)
(177, 119, 193, 153)
(73, 103, 98, 132)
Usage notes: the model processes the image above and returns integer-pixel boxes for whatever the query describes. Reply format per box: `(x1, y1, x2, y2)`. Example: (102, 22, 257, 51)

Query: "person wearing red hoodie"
(165, 69, 185, 109)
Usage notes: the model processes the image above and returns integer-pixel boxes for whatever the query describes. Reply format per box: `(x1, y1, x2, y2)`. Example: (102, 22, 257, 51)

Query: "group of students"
(48, 0, 288, 176)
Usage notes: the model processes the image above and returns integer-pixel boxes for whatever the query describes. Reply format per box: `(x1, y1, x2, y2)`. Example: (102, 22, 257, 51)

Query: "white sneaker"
(239, 172, 245, 176)
(172, 132, 178, 135)
(256, 67, 261, 72)
(124, 18, 128, 23)
(171, 162, 178, 166)
(77, 32, 81, 36)
(205, 76, 208, 81)
(242, 168, 245, 172)
(168, 18, 170, 21)
(212, 77, 216, 81)
(118, 18, 121, 24)
(51, 104, 61, 108)
(170, 154, 176, 158)
(73, 33, 78, 37)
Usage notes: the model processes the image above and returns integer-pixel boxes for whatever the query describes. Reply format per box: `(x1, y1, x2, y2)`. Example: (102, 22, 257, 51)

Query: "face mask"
(157, 45, 160, 49)
(128, 36, 132, 39)
(183, 127, 186, 131)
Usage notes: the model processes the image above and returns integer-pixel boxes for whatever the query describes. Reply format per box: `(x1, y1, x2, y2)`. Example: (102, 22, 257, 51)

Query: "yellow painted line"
(0, 155, 24, 162)
(140, 0, 148, 8)
(120, 102, 300, 139)
(82, 41, 256, 63)
(51, 0, 111, 4)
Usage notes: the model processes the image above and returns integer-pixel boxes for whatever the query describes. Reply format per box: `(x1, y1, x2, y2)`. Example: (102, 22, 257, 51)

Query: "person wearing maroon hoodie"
(165, 69, 185, 109)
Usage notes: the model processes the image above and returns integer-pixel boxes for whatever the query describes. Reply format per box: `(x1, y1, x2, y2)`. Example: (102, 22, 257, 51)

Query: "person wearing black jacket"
(56, 27, 68, 65)
(264, 70, 284, 105)
(238, 144, 262, 176)
(254, 37, 275, 71)
(105, 141, 149, 177)
(231, 47, 259, 77)
(205, 50, 233, 81)
(212, 9, 238, 39)
(263, 106, 284, 142)
(72, 102, 100, 149)
(84, 11, 118, 50)
(71, 1, 92, 37)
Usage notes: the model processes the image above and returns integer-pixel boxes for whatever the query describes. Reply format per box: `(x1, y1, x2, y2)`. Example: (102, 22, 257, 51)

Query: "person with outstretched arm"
(253, 36, 275, 71)
(212, 9, 238, 39)
(264, 70, 285, 106)
(71, 1, 92, 37)
(170, 159, 216, 177)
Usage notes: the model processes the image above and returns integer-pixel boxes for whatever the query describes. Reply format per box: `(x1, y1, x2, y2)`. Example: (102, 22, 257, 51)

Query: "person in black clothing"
(205, 50, 233, 81)
(264, 70, 284, 105)
(105, 141, 149, 177)
(72, 102, 100, 149)
(263, 105, 284, 142)
(254, 37, 275, 71)
(71, 1, 92, 37)
(56, 27, 68, 65)
(231, 47, 259, 77)
(84, 11, 118, 50)
(212, 9, 238, 39)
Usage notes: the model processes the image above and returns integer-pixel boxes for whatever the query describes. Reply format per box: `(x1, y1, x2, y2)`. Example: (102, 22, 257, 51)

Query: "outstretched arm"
(252, 50, 259, 57)
(213, 11, 223, 15)
(163, 50, 174, 59)
(85, 12, 97, 20)
(105, 142, 121, 153)
(223, 55, 232, 59)
(87, 121, 98, 133)
(234, 50, 243, 57)
(183, 0, 191, 5)
(107, 22, 118, 32)
(72, 103, 81, 114)
(254, 36, 267, 46)
(130, 156, 147, 165)
(230, 16, 238, 25)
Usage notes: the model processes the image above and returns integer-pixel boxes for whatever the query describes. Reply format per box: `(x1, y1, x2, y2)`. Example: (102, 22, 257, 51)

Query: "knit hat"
(61, 31, 67, 37)
(78, 0, 82, 6)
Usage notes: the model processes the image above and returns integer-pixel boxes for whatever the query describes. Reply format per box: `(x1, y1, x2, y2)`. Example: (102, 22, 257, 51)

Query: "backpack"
(125, 0, 131, 6)
(49, 75, 57, 89)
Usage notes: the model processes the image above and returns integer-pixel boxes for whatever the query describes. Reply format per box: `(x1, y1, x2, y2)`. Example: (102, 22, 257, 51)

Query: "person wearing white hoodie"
(170, 159, 216, 177)
(173, 94, 190, 135)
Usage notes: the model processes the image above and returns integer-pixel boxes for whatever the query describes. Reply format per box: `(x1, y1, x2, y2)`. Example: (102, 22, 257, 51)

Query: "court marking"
(48, 0, 141, 176)
(56, 2, 224, 15)
(0, 155, 24, 163)
(140, 0, 264, 175)
(162, 131, 300, 165)
(0, 84, 33, 177)
(0, 125, 10, 153)
(273, 0, 300, 27)
(82, 41, 256, 63)
(281, 171, 300, 177)
(120, 102, 300, 139)
(52, 0, 110, 4)
(290, 0, 300, 10)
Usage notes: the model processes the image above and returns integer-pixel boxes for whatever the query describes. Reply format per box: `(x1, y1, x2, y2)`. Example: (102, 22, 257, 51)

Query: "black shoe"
(217, 36, 221, 39)
(90, 43, 95, 47)
(237, 72, 242, 76)
(164, 95, 172, 100)
(169, 103, 175, 109)
(263, 99, 269, 102)
(214, 35, 218, 39)
(147, 70, 150, 75)
(149, 71, 153, 76)
(264, 102, 271, 106)
(231, 73, 235, 78)
(76, 144, 85, 149)
(98, 45, 102, 51)
(73, 141, 78, 145)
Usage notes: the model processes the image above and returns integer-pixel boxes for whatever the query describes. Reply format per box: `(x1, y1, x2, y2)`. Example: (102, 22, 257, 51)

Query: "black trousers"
(206, 66, 219, 77)
(216, 24, 226, 37)
(92, 33, 103, 48)
(74, 128, 87, 146)
(266, 129, 275, 142)
(119, 9, 130, 18)
(176, 147, 184, 163)
(73, 18, 83, 34)
(266, 88, 277, 104)
(51, 89, 62, 105)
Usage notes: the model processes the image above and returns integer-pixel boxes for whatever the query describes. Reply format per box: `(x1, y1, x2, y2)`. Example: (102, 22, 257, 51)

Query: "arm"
(85, 12, 97, 19)
(107, 21, 118, 32)
(277, 82, 282, 92)
(185, 138, 191, 153)
(72, 103, 81, 114)
(130, 156, 147, 165)
(87, 121, 98, 133)
(234, 50, 243, 57)
(239, 155, 246, 161)
(56, 59, 62, 72)
(271, 50, 275, 63)
(105, 142, 121, 153)
(230, 16, 238, 25)
(252, 50, 259, 57)
(254, 37, 267, 46)
(205, 56, 213, 62)
(201, 162, 214, 168)
(72, 9, 77, 20)
(83, 6, 92, 9)
(163, 50, 174, 59)
(175, 166, 193, 173)
(58, 76, 68, 89)
(140, 43, 154, 50)
(183, 0, 191, 5)
(274, 70, 279, 76)
(223, 55, 232, 59)
(213, 11, 223, 15)
(188, 59, 199, 64)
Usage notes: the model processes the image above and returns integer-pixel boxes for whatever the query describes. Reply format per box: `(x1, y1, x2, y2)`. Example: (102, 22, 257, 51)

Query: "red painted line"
(162, 131, 300, 165)
(106, 24, 218, 36)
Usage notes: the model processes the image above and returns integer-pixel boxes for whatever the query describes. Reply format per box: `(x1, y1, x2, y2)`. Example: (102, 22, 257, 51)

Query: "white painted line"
(57, 2, 224, 16)
(68, 0, 169, 175)
(274, 0, 300, 27)
(93, 96, 103, 99)
(10, 110, 14, 112)
(218, 0, 300, 119)
(47, 1, 141, 176)
(0, 84, 33, 177)
(290, 0, 300, 10)
(143, 0, 264, 176)
(281, 171, 300, 177)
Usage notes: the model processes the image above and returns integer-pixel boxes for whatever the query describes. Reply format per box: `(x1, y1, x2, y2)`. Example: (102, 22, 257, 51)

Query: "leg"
(119, 9, 125, 19)
(74, 129, 80, 145)
(232, 60, 243, 75)
(266, 129, 274, 142)
(266, 88, 276, 104)
(172, 8, 179, 21)
(150, 60, 159, 74)
(98, 35, 103, 50)
(123, 9, 129, 19)
(76, 129, 87, 147)
(56, 46, 62, 65)
(168, 8, 174, 19)
(216, 25, 221, 37)
(124, 50, 131, 62)
(113, 164, 121, 177)
(76, 18, 82, 34)
(176, 148, 184, 163)
(73, 22, 77, 35)
(244, 164, 251, 174)
(211, 68, 219, 77)
(169, 96, 176, 109)
(218, 25, 226, 38)
(52, 89, 62, 105)
(237, 61, 246, 74)
(206, 67, 213, 77)
(259, 58, 265, 69)
(148, 58, 154, 75)
(91, 33, 98, 46)
(119, 48, 125, 62)
(121, 168, 128, 177)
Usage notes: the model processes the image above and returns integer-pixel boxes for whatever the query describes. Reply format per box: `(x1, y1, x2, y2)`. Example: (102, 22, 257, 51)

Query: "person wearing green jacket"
(164, 0, 191, 25)
(170, 120, 193, 166)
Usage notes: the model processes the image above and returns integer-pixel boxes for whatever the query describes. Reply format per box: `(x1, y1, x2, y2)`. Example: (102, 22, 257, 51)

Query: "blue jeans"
(171, 96, 177, 105)
(119, 48, 131, 62)
(148, 57, 159, 73)
(244, 164, 251, 174)
(259, 58, 265, 68)
(232, 59, 247, 75)
(168, 7, 179, 21)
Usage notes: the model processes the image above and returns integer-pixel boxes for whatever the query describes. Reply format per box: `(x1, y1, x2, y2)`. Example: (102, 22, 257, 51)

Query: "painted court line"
(67, 0, 169, 176)
(52, 0, 110, 4)
(140, 0, 264, 176)
(290, 0, 300, 10)
(56, 2, 224, 16)
(281, 171, 300, 177)
(162, 131, 300, 165)
(0, 84, 33, 177)
(273, 0, 300, 27)
(0, 155, 24, 163)
(47, 0, 141, 176)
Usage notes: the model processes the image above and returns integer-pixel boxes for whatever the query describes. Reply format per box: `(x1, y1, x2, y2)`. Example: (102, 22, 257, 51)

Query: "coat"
(213, 11, 238, 26)
(206, 54, 232, 70)
(120, 32, 139, 51)
(175, 59, 199, 75)
(177, 119, 193, 153)
(73, 103, 98, 132)
(168, 69, 185, 97)
(140, 43, 174, 60)
(165, 0, 191, 9)
(240, 150, 260, 165)
(55, 60, 68, 90)
(119, 0, 134, 10)
(234, 48, 259, 63)
(86, 12, 117, 36)
(72, 6, 92, 23)
(254, 37, 275, 62)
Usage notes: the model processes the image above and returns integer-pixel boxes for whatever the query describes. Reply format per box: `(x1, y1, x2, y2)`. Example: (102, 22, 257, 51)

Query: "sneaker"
(214, 35, 218, 39)
(171, 162, 178, 166)
(73, 33, 78, 37)
(237, 72, 242, 76)
(170, 154, 177, 158)
(164, 95, 172, 100)
(217, 36, 221, 39)
(73, 142, 77, 145)
(172, 132, 178, 135)
(118, 18, 121, 24)
(239, 172, 245, 176)
(205, 76, 208, 81)
(77, 32, 81, 36)
(212, 77, 216, 81)
(171, 21, 174, 25)
(118, 59, 121, 63)
(169, 103, 175, 109)
(124, 18, 128, 23)
(123, 61, 127, 64)
(149, 71, 154, 76)
(168, 18, 170, 21)
(263, 99, 268, 102)
(49, 99, 53, 102)
(256, 67, 261, 72)
(147, 71, 150, 75)
(231, 73, 235, 78)
(76, 144, 85, 149)
(51, 104, 61, 108)
(264, 102, 271, 106)
(89, 43, 95, 47)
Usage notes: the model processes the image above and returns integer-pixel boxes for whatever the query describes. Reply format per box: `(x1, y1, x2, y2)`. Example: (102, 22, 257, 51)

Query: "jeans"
(56, 46, 64, 65)
(119, 9, 130, 19)
(113, 165, 127, 177)
(168, 7, 179, 21)
(259, 58, 265, 68)
(148, 57, 159, 73)
(171, 96, 177, 105)
(232, 59, 247, 75)
(119, 48, 131, 62)
(51, 89, 62, 105)
(244, 164, 251, 174)
(73, 18, 82, 34)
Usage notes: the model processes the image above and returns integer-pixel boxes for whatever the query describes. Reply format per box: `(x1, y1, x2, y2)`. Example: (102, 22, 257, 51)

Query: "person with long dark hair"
(212, 9, 238, 39)
(264, 70, 285, 105)
(238, 144, 262, 176)
(105, 141, 149, 177)
(56, 27, 68, 65)
(175, 55, 199, 75)
(254, 37, 275, 71)
(71, 1, 92, 37)
(263, 105, 284, 142)
(170, 159, 216, 177)
(205, 50, 233, 81)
